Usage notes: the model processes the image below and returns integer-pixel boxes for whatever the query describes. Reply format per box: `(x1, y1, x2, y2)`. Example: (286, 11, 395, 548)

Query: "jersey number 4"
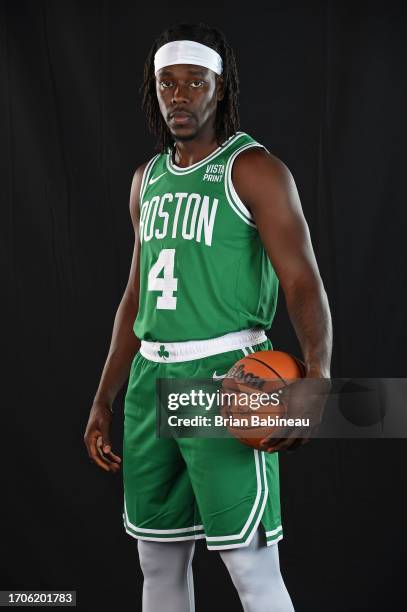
(148, 248, 178, 309)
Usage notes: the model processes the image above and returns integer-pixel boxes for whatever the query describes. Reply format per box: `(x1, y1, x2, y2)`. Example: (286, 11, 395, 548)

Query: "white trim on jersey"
(165, 131, 246, 175)
(139, 154, 161, 202)
(224, 142, 269, 227)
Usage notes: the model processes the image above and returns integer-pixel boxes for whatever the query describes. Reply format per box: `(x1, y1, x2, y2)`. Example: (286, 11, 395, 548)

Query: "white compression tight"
(137, 527, 295, 612)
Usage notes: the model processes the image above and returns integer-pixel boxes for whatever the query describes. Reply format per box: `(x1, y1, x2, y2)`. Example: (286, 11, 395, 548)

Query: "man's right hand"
(84, 402, 122, 473)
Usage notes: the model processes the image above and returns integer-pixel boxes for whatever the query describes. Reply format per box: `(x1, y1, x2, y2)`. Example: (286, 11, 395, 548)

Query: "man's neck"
(172, 130, 220, 168)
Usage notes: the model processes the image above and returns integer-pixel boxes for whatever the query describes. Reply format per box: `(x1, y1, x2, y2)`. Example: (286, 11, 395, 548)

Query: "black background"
(1, 1, 406, 610)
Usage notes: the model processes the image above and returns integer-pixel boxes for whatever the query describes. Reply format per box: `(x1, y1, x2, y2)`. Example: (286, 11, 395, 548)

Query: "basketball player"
(84, 23, 332, 612)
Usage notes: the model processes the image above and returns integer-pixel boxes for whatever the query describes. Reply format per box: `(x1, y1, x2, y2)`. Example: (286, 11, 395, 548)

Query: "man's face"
(155, 63, 223, 141)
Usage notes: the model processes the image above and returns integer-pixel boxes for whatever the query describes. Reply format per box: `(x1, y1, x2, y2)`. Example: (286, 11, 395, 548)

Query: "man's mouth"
(170, 111, 193, 125)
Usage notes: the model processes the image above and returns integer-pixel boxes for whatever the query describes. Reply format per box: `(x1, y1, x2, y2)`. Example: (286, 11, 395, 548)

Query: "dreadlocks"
(140, 23, 240, 153)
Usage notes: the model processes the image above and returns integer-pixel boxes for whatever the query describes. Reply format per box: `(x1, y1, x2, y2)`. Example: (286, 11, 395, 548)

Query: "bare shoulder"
(129, 161, 150, 226)
(233, 146, 293, 189)
(231, 146, 297, 210)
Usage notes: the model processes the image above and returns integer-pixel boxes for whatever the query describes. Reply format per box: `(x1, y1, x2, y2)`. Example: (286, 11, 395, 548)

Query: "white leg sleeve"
(137, 539, 195, 612)
(219, 527, 295, 612)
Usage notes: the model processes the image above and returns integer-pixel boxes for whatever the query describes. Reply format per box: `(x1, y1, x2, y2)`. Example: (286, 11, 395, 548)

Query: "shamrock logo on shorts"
(158, 345, 169, 359)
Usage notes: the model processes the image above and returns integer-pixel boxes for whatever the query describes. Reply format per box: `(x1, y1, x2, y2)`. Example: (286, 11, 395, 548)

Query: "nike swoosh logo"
(213, 371, 228, 380)
(149, 171, 167, 185)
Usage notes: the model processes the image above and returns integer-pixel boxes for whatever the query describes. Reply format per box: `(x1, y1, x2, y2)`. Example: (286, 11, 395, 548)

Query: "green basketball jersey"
(133, 131, 279, 342)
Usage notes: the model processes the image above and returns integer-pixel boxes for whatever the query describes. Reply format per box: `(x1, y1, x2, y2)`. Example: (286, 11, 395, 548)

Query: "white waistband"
(139, 328, 268, 363)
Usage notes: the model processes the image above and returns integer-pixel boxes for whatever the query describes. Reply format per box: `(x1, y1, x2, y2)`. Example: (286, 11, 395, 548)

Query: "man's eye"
(191, 80, 204, 88)
(160, 81, 172, 88)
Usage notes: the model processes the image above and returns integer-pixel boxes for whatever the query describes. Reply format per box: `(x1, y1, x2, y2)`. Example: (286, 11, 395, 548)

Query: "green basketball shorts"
(122, 327, 283, 550)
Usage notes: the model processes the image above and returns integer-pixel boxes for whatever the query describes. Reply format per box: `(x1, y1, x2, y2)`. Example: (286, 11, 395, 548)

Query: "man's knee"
(220, 547, 258, 592)
(218, 531, 294, 611)
(138, 539, 195, 583)
(138, 540, 164, 580)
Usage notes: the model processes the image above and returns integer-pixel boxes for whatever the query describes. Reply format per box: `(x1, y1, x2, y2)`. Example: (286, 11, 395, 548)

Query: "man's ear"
(216, 75, 224, 101)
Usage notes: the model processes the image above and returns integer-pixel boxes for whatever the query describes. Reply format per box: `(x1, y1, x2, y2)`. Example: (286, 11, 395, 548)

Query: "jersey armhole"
(139, 154, 161, 202)
(225, 143, 269, 228)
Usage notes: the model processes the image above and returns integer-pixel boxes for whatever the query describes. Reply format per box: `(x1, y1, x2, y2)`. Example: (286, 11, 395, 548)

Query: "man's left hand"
(260, 375, 331, 453)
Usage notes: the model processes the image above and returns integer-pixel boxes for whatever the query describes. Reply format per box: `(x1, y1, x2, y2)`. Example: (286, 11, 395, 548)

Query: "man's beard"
(171, 130, 198, 142)
(168, 123, 199, 142)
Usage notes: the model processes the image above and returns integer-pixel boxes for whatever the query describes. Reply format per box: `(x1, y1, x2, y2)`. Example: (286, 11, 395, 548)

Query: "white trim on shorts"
(205, 449, 268, 550)
(139, 327, 268, 363)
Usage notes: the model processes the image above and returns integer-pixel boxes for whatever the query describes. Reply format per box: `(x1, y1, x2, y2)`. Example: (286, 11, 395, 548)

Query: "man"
(84, 22, 332, 612)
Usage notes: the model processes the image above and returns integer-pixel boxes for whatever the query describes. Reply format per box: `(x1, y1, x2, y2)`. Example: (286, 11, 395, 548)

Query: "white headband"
(154, 40, 223, 75)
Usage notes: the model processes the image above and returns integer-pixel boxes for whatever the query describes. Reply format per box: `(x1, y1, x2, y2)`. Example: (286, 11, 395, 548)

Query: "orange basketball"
(220, 350, 305, 450)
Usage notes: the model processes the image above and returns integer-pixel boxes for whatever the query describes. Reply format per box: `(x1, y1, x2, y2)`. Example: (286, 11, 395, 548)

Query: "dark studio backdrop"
(1, 1, 406, 610)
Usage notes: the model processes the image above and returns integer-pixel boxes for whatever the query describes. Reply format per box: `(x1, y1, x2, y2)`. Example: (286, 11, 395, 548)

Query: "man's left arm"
(232, 147, 333, 449)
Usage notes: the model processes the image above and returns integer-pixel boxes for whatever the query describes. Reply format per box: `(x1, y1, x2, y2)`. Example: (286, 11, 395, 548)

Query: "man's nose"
(171, 83, 190, 103)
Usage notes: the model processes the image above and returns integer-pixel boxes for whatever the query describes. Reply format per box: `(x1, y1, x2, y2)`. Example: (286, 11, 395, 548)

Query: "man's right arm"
(83, 162, 147, 472)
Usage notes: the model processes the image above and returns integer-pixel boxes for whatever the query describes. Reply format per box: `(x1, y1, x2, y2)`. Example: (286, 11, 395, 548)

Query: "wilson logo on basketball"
(227, 364, 265, 390)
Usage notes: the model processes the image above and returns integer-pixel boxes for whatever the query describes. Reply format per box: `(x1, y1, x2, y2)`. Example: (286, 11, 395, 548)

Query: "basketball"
(220, 350, 306, 450)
